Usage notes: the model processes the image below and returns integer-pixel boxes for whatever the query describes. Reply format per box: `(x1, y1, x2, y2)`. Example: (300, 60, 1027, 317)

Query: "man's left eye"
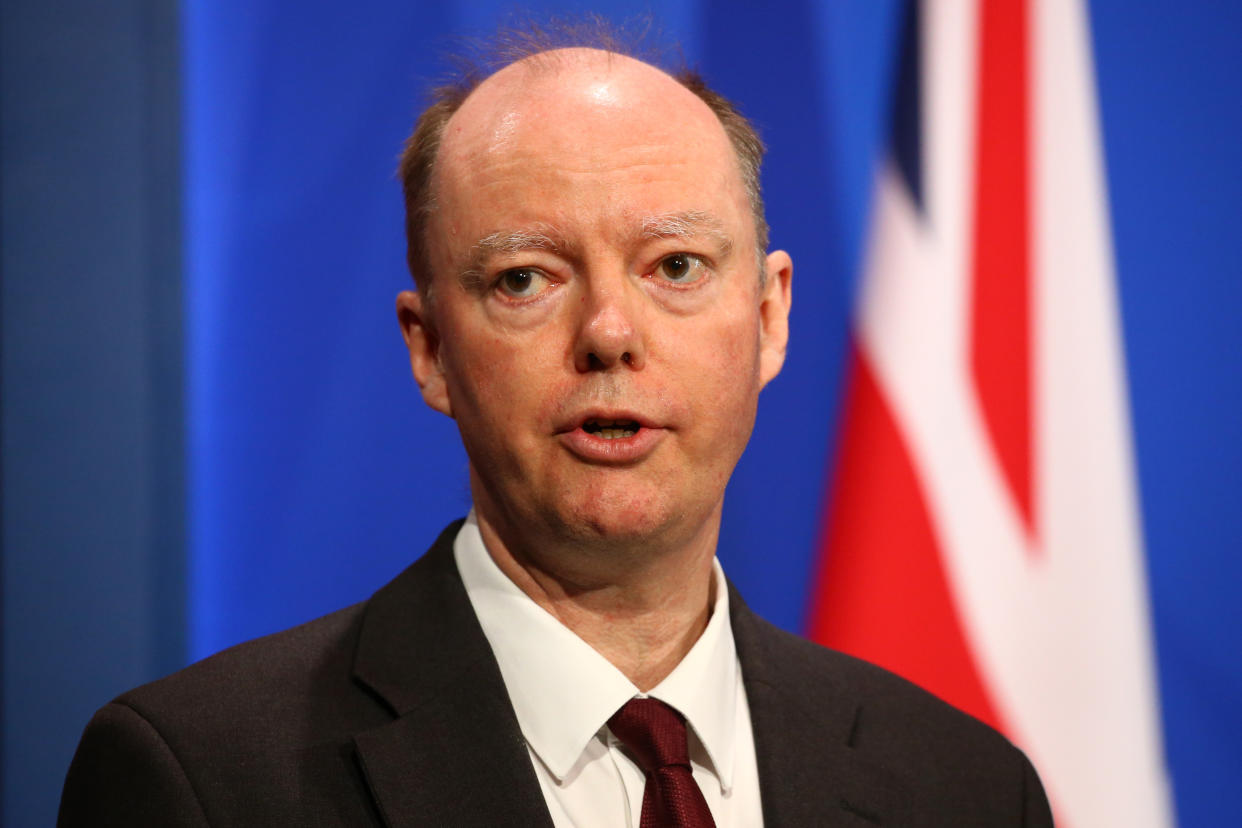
(653, 253, 708, 285)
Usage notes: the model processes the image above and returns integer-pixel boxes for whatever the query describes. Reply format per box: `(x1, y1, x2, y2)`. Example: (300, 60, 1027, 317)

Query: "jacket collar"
(350, 520, 554, 828)
(729, 582, 912, 827)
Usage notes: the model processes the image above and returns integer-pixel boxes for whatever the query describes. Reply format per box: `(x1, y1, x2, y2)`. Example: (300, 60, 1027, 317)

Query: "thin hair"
(398, 15, 769, 299)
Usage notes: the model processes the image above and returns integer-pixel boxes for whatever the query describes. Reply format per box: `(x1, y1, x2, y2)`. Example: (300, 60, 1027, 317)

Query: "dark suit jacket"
(60, 521, 1053, 826)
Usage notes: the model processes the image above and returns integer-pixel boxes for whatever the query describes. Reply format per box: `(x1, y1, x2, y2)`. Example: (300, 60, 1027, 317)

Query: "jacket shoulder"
(62, 602, 391, 826)
(117, 601, 371, 731)
(736, 611, 1053, 826)
(755, 618, 1013, 751)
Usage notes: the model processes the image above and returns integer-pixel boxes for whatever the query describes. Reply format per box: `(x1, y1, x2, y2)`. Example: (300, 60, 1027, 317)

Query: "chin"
(553, 488, 701, 549)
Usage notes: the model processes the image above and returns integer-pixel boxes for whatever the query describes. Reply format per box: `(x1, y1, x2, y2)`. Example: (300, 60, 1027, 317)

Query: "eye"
(496, 267, 551, 299)
(652, 253, 708, 285)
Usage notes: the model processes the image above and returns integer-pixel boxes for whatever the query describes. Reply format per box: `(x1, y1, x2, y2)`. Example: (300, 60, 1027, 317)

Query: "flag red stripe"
(809, 346, 1003, 731)
(970, 0, 1034, 536)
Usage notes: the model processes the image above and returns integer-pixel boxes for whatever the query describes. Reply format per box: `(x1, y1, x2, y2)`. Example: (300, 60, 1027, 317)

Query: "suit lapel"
(350, 521, 554, 828)
(730, 585, 912, 827)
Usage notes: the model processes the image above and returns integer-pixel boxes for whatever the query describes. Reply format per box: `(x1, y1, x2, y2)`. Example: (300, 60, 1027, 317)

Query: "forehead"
(430, 50, 747, 251)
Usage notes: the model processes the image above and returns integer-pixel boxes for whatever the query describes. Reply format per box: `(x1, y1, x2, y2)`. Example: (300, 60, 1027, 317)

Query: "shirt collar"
(647, 555, 739, 794)
(453, 511, 739, 792)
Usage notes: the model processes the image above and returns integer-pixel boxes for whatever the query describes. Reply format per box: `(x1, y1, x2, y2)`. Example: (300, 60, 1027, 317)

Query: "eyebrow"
(639, 210, 734, 257)
(458, 226, 571, 291)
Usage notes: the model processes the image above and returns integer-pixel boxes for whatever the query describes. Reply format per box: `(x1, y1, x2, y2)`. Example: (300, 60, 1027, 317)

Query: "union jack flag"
(808, 2, 1174, 825)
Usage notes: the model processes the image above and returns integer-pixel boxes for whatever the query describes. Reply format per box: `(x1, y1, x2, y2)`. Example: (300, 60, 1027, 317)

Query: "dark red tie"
(607, 698, 717, 828)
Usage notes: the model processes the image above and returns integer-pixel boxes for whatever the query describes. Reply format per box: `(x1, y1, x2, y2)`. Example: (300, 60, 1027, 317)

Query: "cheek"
(677, 310, 763, 437)
(704, 300, 762, 380)
(440, 320, 565, 436)
(446, 336, 503, 407)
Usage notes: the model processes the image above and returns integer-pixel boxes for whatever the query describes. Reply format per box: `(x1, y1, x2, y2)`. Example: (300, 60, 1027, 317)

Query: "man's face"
(399, 50, 791, 554)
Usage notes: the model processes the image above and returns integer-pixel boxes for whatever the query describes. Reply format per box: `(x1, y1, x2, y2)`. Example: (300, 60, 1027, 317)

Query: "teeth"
(583, 418, 640, 438)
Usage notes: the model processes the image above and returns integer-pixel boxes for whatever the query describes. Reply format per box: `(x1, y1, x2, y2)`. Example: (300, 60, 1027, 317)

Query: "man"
(60, 36, 1053, 827)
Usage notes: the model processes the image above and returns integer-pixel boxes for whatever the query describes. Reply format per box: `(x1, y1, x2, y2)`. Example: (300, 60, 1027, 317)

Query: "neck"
(473, 506, 719, 692)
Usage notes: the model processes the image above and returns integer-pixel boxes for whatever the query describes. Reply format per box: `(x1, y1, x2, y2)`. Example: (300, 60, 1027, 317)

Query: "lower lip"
(558, 426, 665, 464)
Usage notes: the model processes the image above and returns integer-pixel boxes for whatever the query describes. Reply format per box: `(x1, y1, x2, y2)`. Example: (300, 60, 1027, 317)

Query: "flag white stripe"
(1031, 0, 1173, 824)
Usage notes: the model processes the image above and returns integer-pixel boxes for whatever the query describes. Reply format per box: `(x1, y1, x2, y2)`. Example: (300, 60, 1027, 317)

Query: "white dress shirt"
(453, 512, 764, 827)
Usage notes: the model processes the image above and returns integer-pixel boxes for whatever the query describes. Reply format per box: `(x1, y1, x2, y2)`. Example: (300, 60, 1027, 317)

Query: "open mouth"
(581, 418, 640, 440)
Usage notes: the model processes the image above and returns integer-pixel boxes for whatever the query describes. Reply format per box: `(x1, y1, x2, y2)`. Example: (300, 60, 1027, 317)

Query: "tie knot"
(607, 698, 692, 773)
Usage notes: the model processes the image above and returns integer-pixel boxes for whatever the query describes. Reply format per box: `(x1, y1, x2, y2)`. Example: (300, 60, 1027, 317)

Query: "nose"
(572, 278, 647, 373)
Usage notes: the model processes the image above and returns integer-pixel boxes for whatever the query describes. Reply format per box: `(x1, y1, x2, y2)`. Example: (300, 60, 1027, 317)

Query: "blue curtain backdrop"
(3, 1, 1239, 825)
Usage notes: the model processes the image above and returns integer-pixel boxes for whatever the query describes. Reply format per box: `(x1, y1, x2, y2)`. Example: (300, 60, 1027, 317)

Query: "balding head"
(399, 43, 767, 297)
(440, 48, 729, 183)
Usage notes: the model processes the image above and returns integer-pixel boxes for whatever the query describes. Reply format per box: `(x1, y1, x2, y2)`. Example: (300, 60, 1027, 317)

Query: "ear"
(757, 249, 793, 389)
(396, 290, 453, 417)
